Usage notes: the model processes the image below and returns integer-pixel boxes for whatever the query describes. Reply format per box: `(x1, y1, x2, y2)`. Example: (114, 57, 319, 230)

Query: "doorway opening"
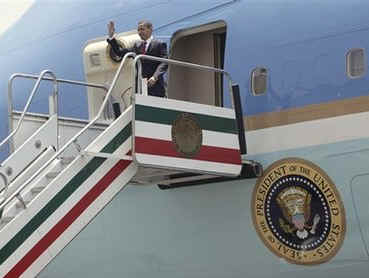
(167, 21, 226, 106)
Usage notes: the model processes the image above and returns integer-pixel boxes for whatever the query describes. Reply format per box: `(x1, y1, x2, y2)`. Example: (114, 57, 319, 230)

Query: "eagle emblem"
(171, 113, 202, 158)
(276, 186, 321, 240)
(251, 158, 346, 265)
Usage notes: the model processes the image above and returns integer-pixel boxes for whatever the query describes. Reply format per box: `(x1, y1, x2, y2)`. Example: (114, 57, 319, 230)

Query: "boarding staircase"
(0, 54, 262, 277)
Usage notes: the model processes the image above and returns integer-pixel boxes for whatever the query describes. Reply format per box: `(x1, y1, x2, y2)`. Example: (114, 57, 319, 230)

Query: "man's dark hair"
(138, 20, 153, 29)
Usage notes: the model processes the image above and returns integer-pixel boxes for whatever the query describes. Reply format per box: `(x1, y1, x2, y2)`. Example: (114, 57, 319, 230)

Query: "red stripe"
(135, 137, 241, 165)
(5, 160, 131, 278)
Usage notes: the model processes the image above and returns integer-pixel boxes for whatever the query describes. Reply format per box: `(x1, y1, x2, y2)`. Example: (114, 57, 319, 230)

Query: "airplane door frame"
(167, 21, 227, 105)
(214, 31, 226, 107)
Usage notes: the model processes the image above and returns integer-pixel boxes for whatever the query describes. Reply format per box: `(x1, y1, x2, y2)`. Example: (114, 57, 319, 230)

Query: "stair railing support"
(3, 70, 58, 154)
(0, 52, 136, 215)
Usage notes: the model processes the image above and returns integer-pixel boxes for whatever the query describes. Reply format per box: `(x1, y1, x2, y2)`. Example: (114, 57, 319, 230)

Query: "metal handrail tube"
(0, 173, 7, 193)
(0, 52, 136, 211)
(8, 74, 108, 92)
(133, 54, 236, 98)
(1, 70, 58, 153)
(7, 73, 109, 152)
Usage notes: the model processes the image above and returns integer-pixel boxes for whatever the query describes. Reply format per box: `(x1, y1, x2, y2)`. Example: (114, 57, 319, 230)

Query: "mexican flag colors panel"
(134, 95, 242, 177)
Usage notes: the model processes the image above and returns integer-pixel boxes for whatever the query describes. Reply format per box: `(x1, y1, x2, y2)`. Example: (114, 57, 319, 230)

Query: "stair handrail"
(7, 73, 110, 153)
(0, 70, 58, 154)
(0, 52, 136, 212)
(133, 54, 235, 97)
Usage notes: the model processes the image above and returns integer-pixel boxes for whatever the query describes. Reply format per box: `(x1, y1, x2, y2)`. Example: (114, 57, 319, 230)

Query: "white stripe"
(20, 236, 51, 278)
(135, 95, 236, 119)
(18, 139, 133, 278)
(0, 155, 91, 250)
(135, 153, 241, 177)
(0, 154, 91, 277)
(0, 114, 132, 275)
(247, 110, 369, 155)
(0, 213, 46, 278)
(0, 128, 131, 250)
(34, 139, 130, 237)
(87, 106, 132, 153)
(45, 163, 137, 264)
(136, 120, 239, 149)
(21, 160, 134, 278)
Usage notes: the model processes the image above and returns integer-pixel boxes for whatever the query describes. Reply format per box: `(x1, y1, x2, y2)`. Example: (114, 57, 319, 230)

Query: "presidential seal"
(171, 113, 202, 158)
(251, 158, 345, 265)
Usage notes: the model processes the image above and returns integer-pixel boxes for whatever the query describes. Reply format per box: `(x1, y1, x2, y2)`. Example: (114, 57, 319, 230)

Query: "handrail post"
(3, 70, 58, 154)
(131, 57, 138, 158)
(49, 74, 58, 151)
(0, 173, 8, 197)
(136, 59, 143, 95)
(7, 75, 15, 153)
(5, 73, 109, 155)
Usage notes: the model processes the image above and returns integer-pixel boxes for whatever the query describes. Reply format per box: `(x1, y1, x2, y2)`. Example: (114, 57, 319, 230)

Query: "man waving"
(107, 20, 168, 97)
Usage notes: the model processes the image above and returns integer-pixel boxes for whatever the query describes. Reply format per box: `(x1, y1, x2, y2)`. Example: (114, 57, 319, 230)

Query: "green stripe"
(135, 105, 237, 134)
(0, 122, 132, 265)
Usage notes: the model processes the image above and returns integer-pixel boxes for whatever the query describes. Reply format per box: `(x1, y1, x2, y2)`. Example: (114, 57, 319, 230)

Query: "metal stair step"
(1, 215, 15, 224)
(46, 171, 60, 179)
(15, 199, 30, 208)
(60, 156, 75, 165)
(31, 186, 46, 194)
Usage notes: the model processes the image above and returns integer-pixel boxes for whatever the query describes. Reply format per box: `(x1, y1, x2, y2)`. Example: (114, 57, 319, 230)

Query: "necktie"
(142, 41, 147, 54)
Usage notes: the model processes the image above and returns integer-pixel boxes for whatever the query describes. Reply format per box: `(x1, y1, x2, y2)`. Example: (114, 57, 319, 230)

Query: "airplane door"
(167, 21, 226, 106)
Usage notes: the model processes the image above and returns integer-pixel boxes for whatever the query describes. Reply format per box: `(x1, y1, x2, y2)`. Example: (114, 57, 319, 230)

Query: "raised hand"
(107, 21, 115, 38)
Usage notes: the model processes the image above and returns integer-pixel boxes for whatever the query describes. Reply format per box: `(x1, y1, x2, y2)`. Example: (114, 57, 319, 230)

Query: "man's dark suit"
(107, 38, 168, 97)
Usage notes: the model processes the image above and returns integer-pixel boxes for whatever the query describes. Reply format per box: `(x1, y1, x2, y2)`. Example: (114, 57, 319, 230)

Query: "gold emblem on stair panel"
(171, 113, 202, 158)
(251, 158, 346, 265)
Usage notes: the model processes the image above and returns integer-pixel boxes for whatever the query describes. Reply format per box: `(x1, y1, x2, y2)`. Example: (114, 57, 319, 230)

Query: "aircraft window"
(89, 53, 101, 67)
(251, 67, 268, 95)
(346, 48, 366, 79)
